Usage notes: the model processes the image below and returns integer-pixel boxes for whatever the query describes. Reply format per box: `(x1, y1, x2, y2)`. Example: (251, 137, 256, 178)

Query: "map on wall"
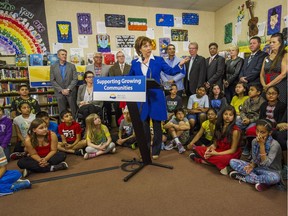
(0, 0, 50, 55)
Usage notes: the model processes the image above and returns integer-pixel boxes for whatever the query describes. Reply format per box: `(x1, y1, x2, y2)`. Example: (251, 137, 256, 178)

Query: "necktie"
(209, 57, 213, 65)
(248, 54, 254, 64)
(188, 57, 194, 80)
(120, 64, 124, 74)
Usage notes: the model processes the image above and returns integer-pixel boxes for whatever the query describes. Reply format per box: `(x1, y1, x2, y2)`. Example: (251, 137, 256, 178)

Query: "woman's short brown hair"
(134, 36, 152, 55)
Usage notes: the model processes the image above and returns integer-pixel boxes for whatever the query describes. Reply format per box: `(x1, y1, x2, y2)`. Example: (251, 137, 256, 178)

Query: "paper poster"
(156, 14, 174, 27)
(116, 35, 135, 48)
(224, 23, 232, 44)
(96, 34, 111, 52)
(171, 29, 188, 41)
(151, 39, 156, 50)
(146, 28, 155, 39)
(183, 41, 190, 51)
(257, 22, 266, 37)
(52, 42, 63, 54)
(267, 5, 282, 35)
(105, 14, 125, 27)
(174, 17, 182, 28)
(128, 18, 147, 31)
(163, 27, 171, 37)
(182, 13, 199, 25)
(56, 21, 72, 43)
(237, 4, 245, 22)
(97, 22, 106, 34)
(78, 35, 88, 48)
(77, 13, 92, 34)
(86, 53, 94, 65)
(70, 48, 83, 65)
(235, 22, 242, 35)
(159, 38, 170, 57)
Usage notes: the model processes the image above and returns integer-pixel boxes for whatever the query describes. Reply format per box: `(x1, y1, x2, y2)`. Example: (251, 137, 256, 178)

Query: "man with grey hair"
(184, 42, 206, 97)
(50, 49, 78, 118)
(109, 51, 131, 76)
(85, 52, 110, 76)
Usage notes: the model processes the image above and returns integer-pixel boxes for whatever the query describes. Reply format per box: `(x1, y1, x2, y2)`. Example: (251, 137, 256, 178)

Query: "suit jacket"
(128, 56, 185, 121)
(184, 55, 206, 95)
(76, 84, 103, 107)
(50, 61, 78, 94)
(86, 64, 111, 77)
(239, 50, 268, 85)
(108, 62, 131, 76)
(206, 54, 225, 88)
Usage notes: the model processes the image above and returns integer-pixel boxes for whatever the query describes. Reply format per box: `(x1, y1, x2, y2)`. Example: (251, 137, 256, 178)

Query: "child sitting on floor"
(58, 110, 86, 156)
(163, 108, 190, 154)
(187, 108, 217, 149)
(83, 113, 116, 159)
(229, 119, 282, 192)
(190, 106, 242, 175)
(115, 107, 136, 149)
(166, 84, 183, 120)
(0, 146, 31, 196)
(36, 111, 61, 141)
(0, 106, 12, 160)
(18, 119, 68, 177)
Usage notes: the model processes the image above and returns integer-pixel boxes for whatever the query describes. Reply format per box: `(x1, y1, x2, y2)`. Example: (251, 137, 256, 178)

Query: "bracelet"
(259, 153, 266, 156)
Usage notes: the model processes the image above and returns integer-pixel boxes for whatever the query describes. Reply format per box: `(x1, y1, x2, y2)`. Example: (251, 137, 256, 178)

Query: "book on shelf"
(15, 54, 28, 67)
(47, 54, 58, 66)
(0, 68, 28, 80)
(1, 83, 8, 93)
(29, 54, 43, 66)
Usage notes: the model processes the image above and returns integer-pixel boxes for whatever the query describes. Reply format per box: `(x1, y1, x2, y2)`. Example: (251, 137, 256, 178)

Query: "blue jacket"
(128, 56, 185, 121)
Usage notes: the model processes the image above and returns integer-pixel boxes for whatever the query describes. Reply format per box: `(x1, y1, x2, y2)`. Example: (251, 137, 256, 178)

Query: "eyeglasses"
(94, 56, 102, 59)
(117, 55, 125, 58)
(266, 92, 278, 96)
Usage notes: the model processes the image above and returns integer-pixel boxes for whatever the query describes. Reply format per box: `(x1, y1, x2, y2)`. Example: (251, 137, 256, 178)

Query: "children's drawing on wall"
(151, 39, 156, 50)
(237, 4, 245, 22)
(96, 34, 111, 52)
(224, 23, 232, 44)
(171, 29, 188, 41)
(77, 13, 92, 34)
(267, 5, 282, 35)
(159, 38, 170, 57)
(56, 21, 72, 43)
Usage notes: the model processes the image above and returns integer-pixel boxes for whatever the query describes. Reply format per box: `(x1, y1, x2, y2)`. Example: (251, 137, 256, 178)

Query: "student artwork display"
(86, 53, 94, 65)
(96, 34, 111, 52)
(128, 18, 147, 31)
(77, 13, 92, 34)
(103, 53, 115, 65)
(47, 54, 58, 66)
(237, 4, 245, 22)
(0, 0, 50, 55)
(105, 14, 125, 28)
(116, 35, 135, 48)
(267, 5, 282, 35)
(159, 38, 170, 57)
(156, 14, 174, 27)
(151, 39, 156, 50)
(224, 23, 233, 44)
(56, 21, 72, 43)
(171, 29, 188, 41)
(70, 48, 83, 65)
(182, 13, 199, 25)
(29, 54, 43, 66)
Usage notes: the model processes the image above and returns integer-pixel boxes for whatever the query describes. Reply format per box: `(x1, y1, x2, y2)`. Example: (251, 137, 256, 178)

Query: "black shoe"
(74, 149, 84, 156)
(229, 171, 246, 182)
(52, 162, 68, 171)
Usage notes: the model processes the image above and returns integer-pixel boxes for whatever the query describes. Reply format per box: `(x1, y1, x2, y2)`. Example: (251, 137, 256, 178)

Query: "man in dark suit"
(109, 51, 131, 76)
(239, 36, 268, 86)
(184, 42, 206, 97)
(50, 49, 78, 118)
(108, 51, 131, 125)
(204, 42, 225, 91)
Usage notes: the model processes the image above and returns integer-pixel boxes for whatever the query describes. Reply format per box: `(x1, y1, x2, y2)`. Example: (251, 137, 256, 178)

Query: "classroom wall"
(215, 0, 287, 51)
(44, 0, 215, 59)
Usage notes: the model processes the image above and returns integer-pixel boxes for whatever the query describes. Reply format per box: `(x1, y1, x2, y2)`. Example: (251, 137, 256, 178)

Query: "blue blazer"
(128, 56, 185, 121)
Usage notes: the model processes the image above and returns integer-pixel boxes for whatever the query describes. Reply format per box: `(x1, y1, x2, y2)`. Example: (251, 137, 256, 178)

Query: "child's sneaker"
(111, 147, 117, 153)
(84, 152, 97, 160)
(164, 140, 174, 151)
(255, 183, 270, 192)
(229, 171, 246, 182)
(22, 169, 31, 178)
(52, 162, 68, 171)
(74, 149, 84, 156)
(176, 142, 186, 154)
(131, 143, 136, 150)
(11, 179, 31, 192)
(10, 152, 26, 160)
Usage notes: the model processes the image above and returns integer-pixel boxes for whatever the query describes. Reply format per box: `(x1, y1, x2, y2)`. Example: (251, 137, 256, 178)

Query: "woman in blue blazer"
(128, 36, 189, 159)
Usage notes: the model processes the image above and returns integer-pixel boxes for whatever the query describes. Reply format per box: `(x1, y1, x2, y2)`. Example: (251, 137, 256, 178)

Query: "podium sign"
(93, 76, 146, 102)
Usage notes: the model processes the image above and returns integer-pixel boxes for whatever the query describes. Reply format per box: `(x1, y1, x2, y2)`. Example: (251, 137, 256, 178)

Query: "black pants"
(143, 119, 162, 156)
(17, 152, 66, 173)
(78, 104, 102, 124)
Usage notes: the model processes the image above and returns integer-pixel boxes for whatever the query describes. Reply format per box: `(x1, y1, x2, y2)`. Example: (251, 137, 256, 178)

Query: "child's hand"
(256, 134, 266, 145)
(116, 139, 124, 145)
(244, 164, 253, 174)
(187, 143, 195, 150)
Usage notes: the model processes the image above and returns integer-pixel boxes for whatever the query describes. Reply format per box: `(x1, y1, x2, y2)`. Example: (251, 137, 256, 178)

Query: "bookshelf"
(0, 65, 59, 117)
